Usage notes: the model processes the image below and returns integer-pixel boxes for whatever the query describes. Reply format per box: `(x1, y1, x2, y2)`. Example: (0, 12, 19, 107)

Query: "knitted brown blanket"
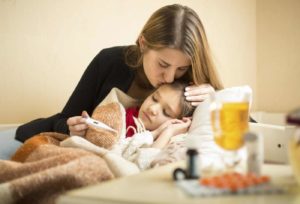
(0, 102, 125, 204)
(0, 132, 114, 204)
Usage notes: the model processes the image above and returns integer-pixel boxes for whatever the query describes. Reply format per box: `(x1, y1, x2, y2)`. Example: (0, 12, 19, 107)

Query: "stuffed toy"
(82, 102, 124, 149)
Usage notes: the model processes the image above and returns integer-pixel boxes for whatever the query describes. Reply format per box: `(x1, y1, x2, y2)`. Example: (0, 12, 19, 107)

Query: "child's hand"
(151, 118, 192, 149)
(151, 119, 179, 139)
(67, 111, 89, 136)
(163, 117, 192, 136)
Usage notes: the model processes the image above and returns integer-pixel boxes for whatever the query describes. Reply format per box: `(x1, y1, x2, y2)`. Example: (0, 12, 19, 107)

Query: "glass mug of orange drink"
(210, 86, 252, 169)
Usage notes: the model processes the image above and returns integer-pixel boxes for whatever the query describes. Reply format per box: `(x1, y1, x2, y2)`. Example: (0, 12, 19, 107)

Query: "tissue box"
(249, 112, 296, 164)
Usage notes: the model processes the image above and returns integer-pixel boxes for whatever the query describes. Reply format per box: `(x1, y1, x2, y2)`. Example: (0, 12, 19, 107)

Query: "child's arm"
(151, 119, 176, 140)
(152, 118, 191, 149)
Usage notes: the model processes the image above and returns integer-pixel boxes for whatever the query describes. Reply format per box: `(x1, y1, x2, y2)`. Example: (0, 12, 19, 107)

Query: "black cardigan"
(16, 46, 136, 142)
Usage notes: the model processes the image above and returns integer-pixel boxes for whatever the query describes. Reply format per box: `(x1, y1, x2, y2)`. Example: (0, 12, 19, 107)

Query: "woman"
(16, 4, 223, 142)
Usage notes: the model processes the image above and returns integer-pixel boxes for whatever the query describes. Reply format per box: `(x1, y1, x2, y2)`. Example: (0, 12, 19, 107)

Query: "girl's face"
(142, 48, 191, 88)
(138, 85, 182, 131)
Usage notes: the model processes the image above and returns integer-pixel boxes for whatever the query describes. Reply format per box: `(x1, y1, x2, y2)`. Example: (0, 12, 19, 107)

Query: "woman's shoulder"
(87, 46, 133, 72)
(98, 45, 131, 59)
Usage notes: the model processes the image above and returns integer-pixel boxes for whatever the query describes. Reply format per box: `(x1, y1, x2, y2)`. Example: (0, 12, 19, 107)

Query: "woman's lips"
(157, 82, 165, 87)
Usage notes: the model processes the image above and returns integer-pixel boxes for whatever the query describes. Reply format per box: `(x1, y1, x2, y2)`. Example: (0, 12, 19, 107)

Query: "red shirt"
(125, 107, 140, 137)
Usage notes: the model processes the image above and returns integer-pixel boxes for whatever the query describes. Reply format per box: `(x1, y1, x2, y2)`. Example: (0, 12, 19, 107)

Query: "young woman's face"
(142, 48, 191, 88)
(138, 85, 182, 131)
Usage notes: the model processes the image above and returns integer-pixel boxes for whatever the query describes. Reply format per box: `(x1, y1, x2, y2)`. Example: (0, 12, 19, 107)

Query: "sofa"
(0, 127, 22, 160)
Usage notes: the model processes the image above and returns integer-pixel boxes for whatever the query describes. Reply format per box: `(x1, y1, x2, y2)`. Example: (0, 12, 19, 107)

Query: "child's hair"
(162, 81, 196, 119)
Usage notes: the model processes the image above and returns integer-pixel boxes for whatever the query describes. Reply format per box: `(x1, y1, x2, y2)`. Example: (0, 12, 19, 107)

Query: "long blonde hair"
(125, 4, 223, 90)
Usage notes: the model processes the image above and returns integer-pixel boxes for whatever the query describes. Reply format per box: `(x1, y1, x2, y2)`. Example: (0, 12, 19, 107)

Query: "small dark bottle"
(186, 148, 199, 179)
(172, 136, 200, 181)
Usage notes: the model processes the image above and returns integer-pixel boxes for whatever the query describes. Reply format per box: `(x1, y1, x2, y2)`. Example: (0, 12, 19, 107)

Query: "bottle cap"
(244, 132, 258, 142)
(287, 108, 300, 126)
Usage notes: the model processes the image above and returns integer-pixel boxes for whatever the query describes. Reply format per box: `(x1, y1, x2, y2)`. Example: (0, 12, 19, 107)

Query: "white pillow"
(186, 86, 252, 173)
(188, 85, 253, 145)
(187, 99, 224, 171)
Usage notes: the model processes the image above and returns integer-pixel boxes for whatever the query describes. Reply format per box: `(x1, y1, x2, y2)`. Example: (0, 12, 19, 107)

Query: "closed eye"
(152, 95, 158, 102)
(163, 109, 171, 117)
(158, 62, 168, 68)
(178, 66, 189, 72)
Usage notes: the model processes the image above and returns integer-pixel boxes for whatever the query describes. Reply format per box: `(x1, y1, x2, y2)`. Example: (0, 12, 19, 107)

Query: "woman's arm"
(16, 46, 135, 142)
(55, 47, 133, 135)
(54, 49, 112, 135)
(62, 49, 112, 117)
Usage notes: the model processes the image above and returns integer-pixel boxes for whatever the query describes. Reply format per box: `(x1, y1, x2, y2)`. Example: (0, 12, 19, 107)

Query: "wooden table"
(57, 162, 300, 204)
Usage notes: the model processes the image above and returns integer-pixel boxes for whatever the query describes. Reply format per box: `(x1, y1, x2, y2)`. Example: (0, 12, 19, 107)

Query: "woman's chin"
(150, 80, 161, 88)
(152, 83, 159, 88)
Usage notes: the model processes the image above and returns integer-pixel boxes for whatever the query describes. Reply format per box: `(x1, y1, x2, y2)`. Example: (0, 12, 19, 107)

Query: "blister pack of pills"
(176, 172, 284, 197)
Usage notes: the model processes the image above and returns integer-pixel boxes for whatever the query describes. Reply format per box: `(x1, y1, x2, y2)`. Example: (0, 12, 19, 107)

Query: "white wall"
(0, 0, 257, 123)
(257, 0, 300, 112)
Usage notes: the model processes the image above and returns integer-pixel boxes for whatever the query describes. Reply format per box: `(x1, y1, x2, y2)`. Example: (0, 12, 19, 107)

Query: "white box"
(249, 112, 296, 164)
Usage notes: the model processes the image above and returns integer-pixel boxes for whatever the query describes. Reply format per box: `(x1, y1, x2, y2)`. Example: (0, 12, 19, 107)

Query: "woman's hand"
(67, 111, 89, 136)
(184, 83, 215, 106)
